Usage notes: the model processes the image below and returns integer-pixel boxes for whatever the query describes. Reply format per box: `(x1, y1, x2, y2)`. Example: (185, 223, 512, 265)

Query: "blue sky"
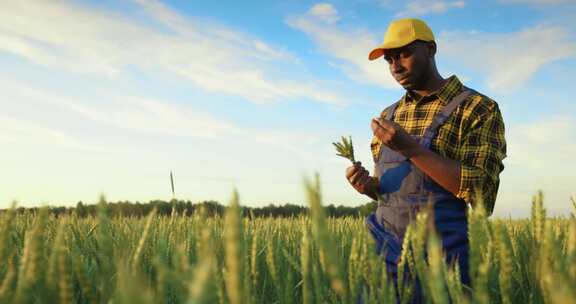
(1, 0, 575, 217)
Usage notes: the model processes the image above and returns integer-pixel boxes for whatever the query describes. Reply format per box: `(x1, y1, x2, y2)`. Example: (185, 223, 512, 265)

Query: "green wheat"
(333, 136, 355, 163)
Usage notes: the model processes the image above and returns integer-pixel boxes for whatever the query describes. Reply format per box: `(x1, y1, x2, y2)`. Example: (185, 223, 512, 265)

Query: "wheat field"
(0, 177, 574, 303)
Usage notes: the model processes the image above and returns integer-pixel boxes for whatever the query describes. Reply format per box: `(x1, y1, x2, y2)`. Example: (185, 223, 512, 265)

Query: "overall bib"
(366, 90, 472, 287)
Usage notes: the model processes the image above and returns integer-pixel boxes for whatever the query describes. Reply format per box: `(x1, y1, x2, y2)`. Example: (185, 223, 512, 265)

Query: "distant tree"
(358, 201, 377, 217)
(2, 199, 374, 218)
(76, 201, 87, 217)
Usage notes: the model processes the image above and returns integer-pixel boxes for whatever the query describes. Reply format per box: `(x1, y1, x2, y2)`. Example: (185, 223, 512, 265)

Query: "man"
(345, 18, 507, 288)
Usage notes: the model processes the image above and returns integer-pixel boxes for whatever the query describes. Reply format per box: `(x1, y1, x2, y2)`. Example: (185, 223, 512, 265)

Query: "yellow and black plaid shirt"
(371, 75, 507, 215)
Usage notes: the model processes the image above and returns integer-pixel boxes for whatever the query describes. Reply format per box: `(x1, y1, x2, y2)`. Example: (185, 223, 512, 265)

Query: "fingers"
(345, 162, 376, 195)
(370, 119, 381, 133)
(371, 119, 384, 135)
(345, 161, 362, 179)
(347, 166, 365, 184)
(358, 173, 373, 187)
(346, 162, 368, 183)
(355, 174, 377, 195)
(372, 118, 397, 146)
(372, 123, 388, 144)
(350, 169, 368, 185)
(372, 117, 396, 132)
(358, 175, 376, 194)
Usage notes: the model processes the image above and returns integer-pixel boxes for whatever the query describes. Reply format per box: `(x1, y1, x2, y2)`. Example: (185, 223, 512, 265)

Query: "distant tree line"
(1, 199, 377, 218)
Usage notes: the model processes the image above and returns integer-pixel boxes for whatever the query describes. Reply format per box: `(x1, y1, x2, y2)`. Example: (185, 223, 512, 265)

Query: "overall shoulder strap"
(423, 89, 472, 139)
(381, 99, 402, 121)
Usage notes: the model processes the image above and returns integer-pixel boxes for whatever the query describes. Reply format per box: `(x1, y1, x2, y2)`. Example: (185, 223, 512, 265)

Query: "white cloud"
(496, 115, 576, 217)
(3, 80, 234, 138)
(63, 97, 239, 139)
(439, 25, 576, 91)
(0, 80, 227, 139)
(500, 0, 575, 5)
(286, 4, 398, 88)
(0, 0, 342, 105)
(0, 116, 102, 151)
(289, 5, 575, 93)
(253, 40, 298, 62)
(0, 79, 326, 160)
(308, 3, 341, 24)
(396, 1, 465, 17)
(62, 96, 324, 161)
(506, 115, 576, 168)
(65, 97, 326, 161)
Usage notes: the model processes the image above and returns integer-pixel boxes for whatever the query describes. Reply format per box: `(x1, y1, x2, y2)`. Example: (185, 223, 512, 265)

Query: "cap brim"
(368, 39, 421, 61)
(368, 48, 385, 61)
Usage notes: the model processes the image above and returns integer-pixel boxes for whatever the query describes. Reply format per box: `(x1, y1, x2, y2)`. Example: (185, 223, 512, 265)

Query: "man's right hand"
(345, 161, 379, 197)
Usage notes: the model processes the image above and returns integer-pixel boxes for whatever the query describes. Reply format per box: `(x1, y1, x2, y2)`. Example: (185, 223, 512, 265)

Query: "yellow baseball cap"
(368, 18, 435, 61)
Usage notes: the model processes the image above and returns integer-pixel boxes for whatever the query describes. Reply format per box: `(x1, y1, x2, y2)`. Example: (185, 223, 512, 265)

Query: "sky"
(1, 0, 575, 218)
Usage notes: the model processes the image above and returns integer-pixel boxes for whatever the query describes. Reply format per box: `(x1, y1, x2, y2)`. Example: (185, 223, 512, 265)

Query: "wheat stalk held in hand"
(334, 135, 386, 204)
(333, 136, 355, 163)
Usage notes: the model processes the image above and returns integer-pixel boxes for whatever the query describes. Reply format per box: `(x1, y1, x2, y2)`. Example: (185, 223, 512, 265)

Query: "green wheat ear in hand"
(333, 136, 355, 163)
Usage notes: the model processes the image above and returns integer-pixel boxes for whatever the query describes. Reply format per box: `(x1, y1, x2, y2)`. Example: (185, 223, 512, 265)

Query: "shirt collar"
(402, 75, 463, 106)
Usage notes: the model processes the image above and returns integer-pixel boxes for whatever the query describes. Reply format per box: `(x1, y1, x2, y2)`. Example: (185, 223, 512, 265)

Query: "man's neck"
(410, 74, 447, 97)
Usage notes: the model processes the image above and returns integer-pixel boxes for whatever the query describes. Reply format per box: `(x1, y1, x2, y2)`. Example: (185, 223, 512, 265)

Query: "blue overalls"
(366, 90, 472, 295)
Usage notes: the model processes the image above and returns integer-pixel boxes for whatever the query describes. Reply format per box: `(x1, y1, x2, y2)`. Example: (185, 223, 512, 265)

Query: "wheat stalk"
(170, 170, 176, 199)
(224, 190, 245, 304)
(334, 135, 386, 204)
(333, 136, 355, 163)
(132, 207, 157, 271)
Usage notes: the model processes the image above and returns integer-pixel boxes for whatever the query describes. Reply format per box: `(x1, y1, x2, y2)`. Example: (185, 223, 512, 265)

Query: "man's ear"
(428, 41, 437, 57)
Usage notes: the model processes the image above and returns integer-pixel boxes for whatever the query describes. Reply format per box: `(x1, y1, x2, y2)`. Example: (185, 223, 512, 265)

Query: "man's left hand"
(371, 118, 423, 158)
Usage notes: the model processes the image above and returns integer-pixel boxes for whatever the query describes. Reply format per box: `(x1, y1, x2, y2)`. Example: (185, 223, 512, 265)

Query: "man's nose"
(390, 58, 404, 73)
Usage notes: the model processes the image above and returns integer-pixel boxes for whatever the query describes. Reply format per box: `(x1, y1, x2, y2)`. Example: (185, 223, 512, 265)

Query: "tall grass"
(0, 180, 574, 303)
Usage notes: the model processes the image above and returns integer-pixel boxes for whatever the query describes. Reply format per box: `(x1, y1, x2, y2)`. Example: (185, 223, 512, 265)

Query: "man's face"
(383, 41, 433, 90)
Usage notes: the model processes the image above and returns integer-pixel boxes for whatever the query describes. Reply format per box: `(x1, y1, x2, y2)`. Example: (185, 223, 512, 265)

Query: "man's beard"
(404, 60, 431, 91)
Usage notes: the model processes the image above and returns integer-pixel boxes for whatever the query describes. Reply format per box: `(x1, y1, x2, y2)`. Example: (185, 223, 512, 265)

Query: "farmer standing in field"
(345, 18, 507, 291)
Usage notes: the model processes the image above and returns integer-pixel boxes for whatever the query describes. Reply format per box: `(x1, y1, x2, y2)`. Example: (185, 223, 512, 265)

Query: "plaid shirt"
(371, 75, 507, 215)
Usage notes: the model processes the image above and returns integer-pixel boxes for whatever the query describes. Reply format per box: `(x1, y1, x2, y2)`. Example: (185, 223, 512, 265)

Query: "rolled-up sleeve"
(456, 99, 507, 216)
